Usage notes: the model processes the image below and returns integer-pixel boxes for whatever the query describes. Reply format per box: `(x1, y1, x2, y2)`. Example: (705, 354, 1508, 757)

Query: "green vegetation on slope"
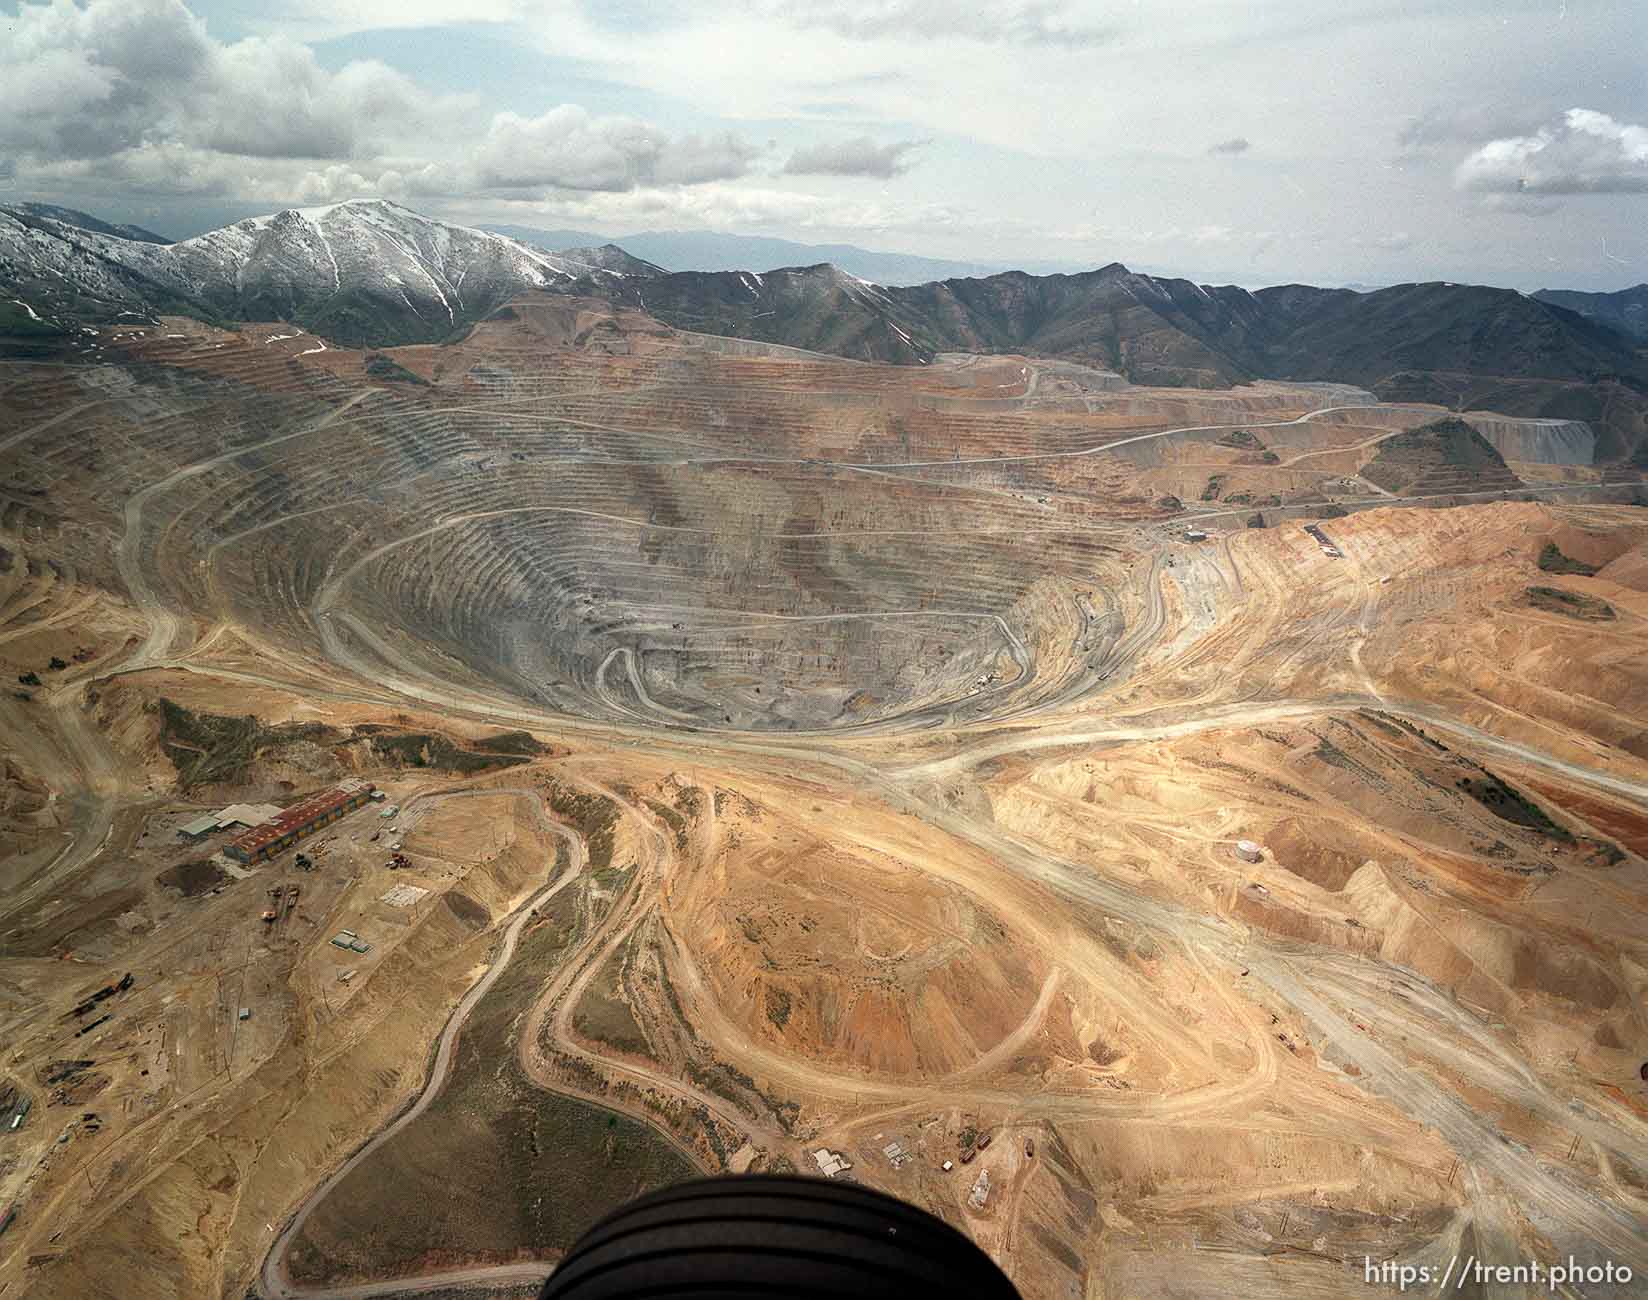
(287, 885, 693, 1284)
(572, 937, 651, 1057)
(541, 779, 621, 873)
(1360, 417, 1522, 496)
(0, 300, 65, 338)
(364, 352, 432, 385)
(364, 729, 530, 774)
(1454, 764, 1575, 843)
(158, 703, 534, 788)
(156, 699, 343, 790)
(1537, 542, 1600, 576)
(1524, 585, 1616, 622)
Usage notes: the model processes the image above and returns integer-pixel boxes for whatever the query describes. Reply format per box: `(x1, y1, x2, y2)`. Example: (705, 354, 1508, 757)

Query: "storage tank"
(1234, 839, 1264, 864)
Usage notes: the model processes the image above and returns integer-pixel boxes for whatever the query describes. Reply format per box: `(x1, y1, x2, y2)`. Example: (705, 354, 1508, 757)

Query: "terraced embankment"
(4, 299, 1648, 1300)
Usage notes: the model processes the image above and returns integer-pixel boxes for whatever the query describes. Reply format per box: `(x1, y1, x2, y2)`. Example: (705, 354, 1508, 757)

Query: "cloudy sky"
(3, 0, 1645, 288)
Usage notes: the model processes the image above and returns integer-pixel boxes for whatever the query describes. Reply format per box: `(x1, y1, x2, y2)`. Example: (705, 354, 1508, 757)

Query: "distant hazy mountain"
(484, 224, 1020, 286)
(1535, 285, 1648, 342)
(555, 243, 668, 278)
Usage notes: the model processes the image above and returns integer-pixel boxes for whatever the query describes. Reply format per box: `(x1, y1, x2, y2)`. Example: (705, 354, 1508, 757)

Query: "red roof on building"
(226, 782, 374, 856)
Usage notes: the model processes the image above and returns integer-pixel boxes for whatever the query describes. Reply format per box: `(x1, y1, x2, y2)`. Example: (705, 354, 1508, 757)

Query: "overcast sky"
(3, 0, 1645, 289)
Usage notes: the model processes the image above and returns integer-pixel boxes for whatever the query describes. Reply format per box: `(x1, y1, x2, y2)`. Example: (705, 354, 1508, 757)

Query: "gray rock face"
(1463, 414, 1595, 466)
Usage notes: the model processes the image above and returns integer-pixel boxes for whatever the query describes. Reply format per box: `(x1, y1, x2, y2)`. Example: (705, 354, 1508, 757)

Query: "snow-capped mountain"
(7, 202, 171, 245)
(0, 199, 624, 345)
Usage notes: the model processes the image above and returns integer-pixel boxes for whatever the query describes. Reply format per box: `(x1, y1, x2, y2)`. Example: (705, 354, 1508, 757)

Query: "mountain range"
(1533, 285, 1648, 343)
(482, 224, 1026, 286)
(4, 198, 1646, 462)
(0, 200, 636, 346)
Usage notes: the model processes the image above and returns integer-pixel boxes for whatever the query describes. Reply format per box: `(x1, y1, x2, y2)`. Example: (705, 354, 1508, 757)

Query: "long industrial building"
(224, 780, 375, 863)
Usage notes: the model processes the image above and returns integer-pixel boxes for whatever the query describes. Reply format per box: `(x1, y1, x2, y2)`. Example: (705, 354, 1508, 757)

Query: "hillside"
(6, 203, 171, 245)
(0, 200, 615, 346)
(586, 260, 1648, 391)
(884, 265, 1270, 386)
(1536, 284, 1648, 343)
(1251, 281, 1647, 387)
(587, 262, 1275, 385)
(583, 263, 935, 363)
(1359, 417, 1524, 496)
(603, 266, 1648, 457)
(554, 243, 667, 278)
(6, 199, 1648, 458)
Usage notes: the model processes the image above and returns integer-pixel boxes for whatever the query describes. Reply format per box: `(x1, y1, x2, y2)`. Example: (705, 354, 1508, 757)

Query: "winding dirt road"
(12, 356, 1645, 1297)
(260, 788, 584, 1300)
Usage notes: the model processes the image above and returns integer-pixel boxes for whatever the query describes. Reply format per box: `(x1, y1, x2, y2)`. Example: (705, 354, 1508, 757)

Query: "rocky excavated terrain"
(1359, 417, 1524, 496)
(1, 267, 1647, 1300)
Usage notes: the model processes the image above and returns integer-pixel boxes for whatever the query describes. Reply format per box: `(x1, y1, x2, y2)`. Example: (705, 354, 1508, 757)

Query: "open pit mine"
(2, 287, 1648, 1300)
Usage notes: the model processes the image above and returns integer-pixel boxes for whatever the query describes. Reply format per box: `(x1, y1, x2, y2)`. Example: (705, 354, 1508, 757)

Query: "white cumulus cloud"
(468, 108, 758, 193)
(1, 0, 755, 208)
(1456, 108, 1648, 195)
(0, 0, 444, 164)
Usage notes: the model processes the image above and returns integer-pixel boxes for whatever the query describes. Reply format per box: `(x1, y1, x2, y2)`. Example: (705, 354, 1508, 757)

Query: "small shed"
(178, 814, 221, 841)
